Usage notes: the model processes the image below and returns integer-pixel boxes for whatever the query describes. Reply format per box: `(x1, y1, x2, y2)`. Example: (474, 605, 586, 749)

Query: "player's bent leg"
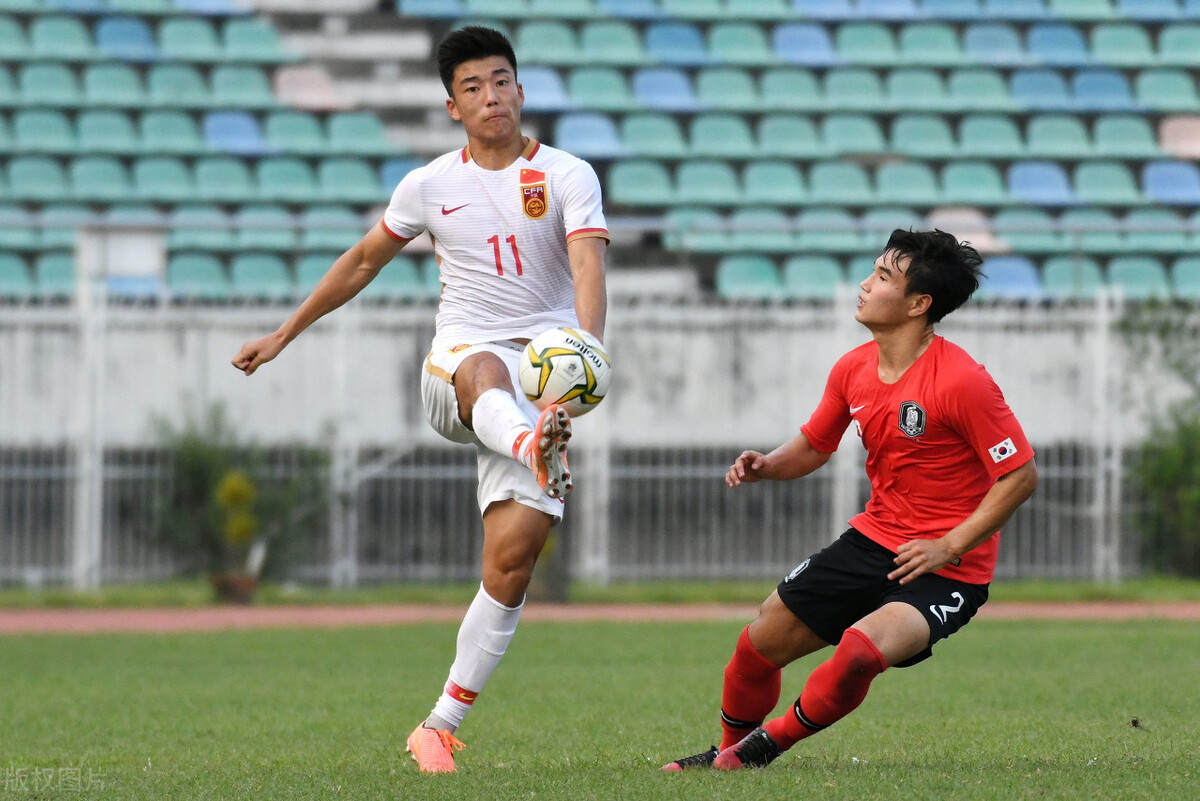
(848, 601, 931, 667)
(454, 351, 519, 430)
(480, 499, 554, 606)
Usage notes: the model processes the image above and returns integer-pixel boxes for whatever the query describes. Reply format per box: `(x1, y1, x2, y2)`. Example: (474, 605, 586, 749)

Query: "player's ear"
(446, 95, 461, 122)
(516, 81, 525, 109)
(908, 293, 933, 318)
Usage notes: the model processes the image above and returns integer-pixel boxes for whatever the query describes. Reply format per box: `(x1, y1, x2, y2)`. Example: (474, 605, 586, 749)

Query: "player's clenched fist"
(232, 331, 286, 376)
(726, 450, 768, 487)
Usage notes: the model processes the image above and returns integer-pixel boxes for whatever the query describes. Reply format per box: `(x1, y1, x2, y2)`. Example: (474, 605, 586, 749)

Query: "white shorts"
(420, 340, 565, 520)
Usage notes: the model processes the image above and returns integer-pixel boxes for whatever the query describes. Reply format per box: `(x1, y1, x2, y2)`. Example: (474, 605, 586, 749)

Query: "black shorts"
(776, 528, 989, 667)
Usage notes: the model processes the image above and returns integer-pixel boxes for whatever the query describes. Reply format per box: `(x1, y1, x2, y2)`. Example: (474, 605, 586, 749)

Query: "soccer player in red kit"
(664, 229, 1039, 771)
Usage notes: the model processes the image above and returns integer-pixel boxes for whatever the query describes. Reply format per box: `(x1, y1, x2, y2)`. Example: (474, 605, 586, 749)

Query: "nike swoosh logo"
(849, 404, 866, 414)
(441, 203, 470, 215)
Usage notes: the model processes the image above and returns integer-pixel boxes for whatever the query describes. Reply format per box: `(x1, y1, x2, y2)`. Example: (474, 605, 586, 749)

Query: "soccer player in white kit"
(231, 27, 609, 773)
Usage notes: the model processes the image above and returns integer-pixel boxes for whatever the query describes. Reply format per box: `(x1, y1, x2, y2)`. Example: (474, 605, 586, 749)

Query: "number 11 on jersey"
(487, 234, 524, 276)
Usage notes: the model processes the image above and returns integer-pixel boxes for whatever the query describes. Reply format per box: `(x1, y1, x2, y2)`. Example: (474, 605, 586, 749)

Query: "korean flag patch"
(988, 437, 1018, 464)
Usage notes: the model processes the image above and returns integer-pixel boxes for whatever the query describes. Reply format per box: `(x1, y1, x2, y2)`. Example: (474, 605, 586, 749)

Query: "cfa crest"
(522, 183, 547, 220)
(898, 401, 926, 438)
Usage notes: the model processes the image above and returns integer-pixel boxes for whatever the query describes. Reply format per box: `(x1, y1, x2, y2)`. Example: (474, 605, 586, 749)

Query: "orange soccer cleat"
(528, 404, 573, 499)
(406, 725, 465, 774)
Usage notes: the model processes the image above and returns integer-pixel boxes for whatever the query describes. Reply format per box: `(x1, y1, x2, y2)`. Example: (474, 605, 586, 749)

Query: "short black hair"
(436, 26, 518, 97)
(884, 229, 984, 324)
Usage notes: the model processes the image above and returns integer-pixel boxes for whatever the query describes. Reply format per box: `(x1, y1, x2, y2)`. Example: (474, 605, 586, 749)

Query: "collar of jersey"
(461, 137, 540, 166)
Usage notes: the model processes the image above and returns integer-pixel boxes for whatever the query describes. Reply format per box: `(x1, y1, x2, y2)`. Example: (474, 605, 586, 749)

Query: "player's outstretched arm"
(726, 432, 833, 487)
(232, 223, 405, 375)
(568, 236, 607, 341)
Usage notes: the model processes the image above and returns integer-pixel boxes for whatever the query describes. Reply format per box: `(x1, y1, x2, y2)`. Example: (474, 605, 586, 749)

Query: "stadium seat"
(993, 207, 1066, 252)
(773, 23, 836, 66)
(581, 20, 647, 65)
(620, 113, 687, 158)
(1107, 256, 1170, 299)
(555, 112, 625, 158)
(140, 113, 203, 156)
(399, 0, 465, 15)
(1042, 255, 1104, 299)
(861, 206, 922, 240)
(205, 111, 268, 155)
(809, 161, 873, 204)
(38, 204, 92, 250)
(676, 160, 741, 205)
(891, 114, 956, 157)
(134, 157, 195, 201)
(942, 162, 1007, 204)
(322, 158, 384, 203)
(1047, 0, 1116, 20)
(168, 204, 235, 251)
(224, 17, 296, 63)
(757, 114, 825, 158)
(1159, 116, 1200, 159)
(148, 65, 211, 108)
(71, 157, 131, 202)
(167, 252, 230, 301)
(1124, 208, 1189, 253)
(949, 69, 1012, 110)
(1027, 114, 1090, 156)
(632, 68, 698, 112)
(958, 114, 1024, 157)
(1074, 161, 1141, 203)
(8, 157, 69, 201)
(715, 255, 785, 301)
(1090, 23, 1155, 65)
(977, 255, 1041, 299)
(743, 160, 805, 204)
(728, 207, 793, 252)
(919, 0, 984, 18)
(19, 64, 81, 107)
(1094, 115, 1160, 156)
(724, 0, 789, 19)
(83, 64, 146, 107)
(707, 23, 775, 66)
(1026, 23, 1088, 65)
(212, 66, 276, 108)
(14, 110, 74, 154)
(1073, 70, 1135, 111)
(1060, 207, 1123, 252)
(531, 0, 594, 17)
(234, 204, 295, 252)
(876, 163, 940, 205)
(690, 114, 756, 158)
(195, 156, 255, 202)
(518, 67, 569, 112)
(159, 18, 223, 62)
(1171, 256, 1200, 299)
(963, 23, 1024, 65)
(359, 254, 433, 301)
(1010, 69, 1071, 111)
(821, 114, 886, 155)
(898, 23, 963, 65)
(111, 0, 175, 12)
(645, 22, 707, 66)
(264, 110, 326, 155)
(567, 68, 637, 112)
(78, 110, 137, 154)
(606, 160, 673, 205)
(760, 68, 821, 111)
(328, 112, 392, 156)
(30, 15, 94, 60)
(782, 255, 844, 300)
(34, 252, 75, 300)
(886, 69, 951, 111)
(860, 0, 918, 19)
(300, 205, 362, 251)
(0, 253, 33, 300)
(1009, 161, 1075, 205)
(1160, 22, 1200, 65)
(792, 0, 852, 17)
(1135, 69, 1200, 111)
(982, 0, 1045, 18)
(796, 207, 862, 252)
(824, 68, 885, 111)
(380, 158, 421, 192)
(231, 252, 294, 301)
(696, 67, 760, 111)
(515, 21, 576, 65)
(0, 16, 30, 61)
(1143, 161, 1200, 204)
(105, 203, 164, 229)
(663, 207, 726, 252)
(294, 252, 335, 292)
(95, 16, 157, 61)
(1117, 0, 1180, 19)
(0, 205, 37, 251)
(255, 157, 317, 202)
(836, 22, 898, 65)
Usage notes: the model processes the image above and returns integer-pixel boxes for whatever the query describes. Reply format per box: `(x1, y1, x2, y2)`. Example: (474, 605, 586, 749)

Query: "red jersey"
(800, 336, 1033, 583)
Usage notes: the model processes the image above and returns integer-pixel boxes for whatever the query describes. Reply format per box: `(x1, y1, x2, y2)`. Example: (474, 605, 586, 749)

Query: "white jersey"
(381, 138, 609, 347)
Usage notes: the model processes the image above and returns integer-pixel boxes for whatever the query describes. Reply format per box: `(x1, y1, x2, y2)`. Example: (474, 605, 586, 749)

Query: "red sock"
(720, 626, 782, 749)
(764, 627, 887, 750)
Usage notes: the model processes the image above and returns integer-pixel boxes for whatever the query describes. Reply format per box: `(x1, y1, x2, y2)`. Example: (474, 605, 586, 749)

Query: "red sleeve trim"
(567, 227, 610, 241)
(379, 219, 410, 241)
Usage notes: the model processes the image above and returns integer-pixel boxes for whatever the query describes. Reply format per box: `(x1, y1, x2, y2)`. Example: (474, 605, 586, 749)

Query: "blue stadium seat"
(645, 22, 708, 66)
(1011, 69, 1071, 110)
(1143, 161, 1200, 204)
(859, 0, 918, 19)
(518, 67, 570, 112)
(982, 0, 1046, 17)
(1072, 70, 1135, 111)
(1026, 23, 1088, 65)
(1117, 0, 1180, 19)
(398, 0, 465, 17)
(204, 111, 268, 156)
(963, 23, 1025, 65)
(773, 24, 837, 66)
(1008, 161, 1075, 205)
(553, 113, 625, 159)
(919, 0, 983, 17)
(632, 68, 699, 112)
(95, 17, 158, 61)
(380, 158, 422, 192)
(792, 0, 852, 18)
(977, 256, 1042, 299)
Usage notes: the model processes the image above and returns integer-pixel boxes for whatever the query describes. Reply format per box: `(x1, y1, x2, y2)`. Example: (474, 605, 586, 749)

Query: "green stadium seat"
(167, 252, 230, 301)
(0, 205, 37, 251)
(515, 21, 577, 65)
(782, 255, 844, 300)
(1107, 256, 1170, 298)
(71, 156, 131, 202)
(757, 114, 825, 158)
(34, 252, 74, 300)
(14, 110, 74, 153)
(223, 17, 296, 63)
(319, 158, 383, 203)
(1171, 256, 1200, 299)
(809, 161, 873, 204)
(607, 160, 673, 206)
(993, 207, 1066, 253)
(760, 68, 821, 111)
(695, 67, 760, 111)
(110, 0, 174, 12)
(1047, 0, 1115, 20)
(38, 203, 92, 250)
(1159, 22, 1200, 65)
(885, 68, 950, 111)
(212, 66, 275, 108)
(465, 0, 528, 15)
(660, 0, 721, 19)
(958, 114, 1024, 157)
(942, 161, 1007, 204)
(328, 112, 392, 156)
(256, 157, 316, 202)
(821, 114, 886, 155)
(159, 18, 224, 62)
(294, 252, 334, 292)
(891, 114, 956, 157)
(1074, 162, 1141, 203)
(19, 64, 81, 107)
(876, 163, 940, 205)
(140, 113, 203, 155)
(1060, 207, 1123, 252)
(134, 157, 195, 201)
(898, 22, 963, 65)
(836, 22, 898, 65)
(105, 203, 164, 229)
(743, 160, 805, 205)
(567, 68, 637, 112)
(715, 255, 785, 301)
(30, 16, 94, 60)
(148, 65, 211, 108)
(1042, 255, 1104, 299)
(663, 207, 726, 253)
(0, 16, 30, 61)
(265, 111, 326, 155)
(963, 22, 1024, 65)
(1094, 115, 1159, 156)
(78, 110, 137, 154)
(235, 204, 295, 252)
(83, 64, 146, 107)
(1135, 69, 1200, 111)
(796, 207, 861, 252)
(1090, 23, 1155, 65)
(861, 207, 922, 242)
(707, 23, 775, 66)
(823, 68, 885, 111)
(168, 204, 235, 251)
(948, 69, 1012, 111)
(581, 21, 648, 65)
(359, 254, 434, 301)
(1026, 114, 1090, 157)
(620, 113, 687, 158)
(195, 156, 255, 202)
(728, 207, 793, 252)
(299, 205, 362, 252)
(8, 157, 69, 201)
(676, 160, 741, 204)
(1124, 208, 1188, 253)
(0, 253, 33, 300)
(689, 114, 756, 159)
(231, 252, 294, 301)
(528, 0, 592, 16)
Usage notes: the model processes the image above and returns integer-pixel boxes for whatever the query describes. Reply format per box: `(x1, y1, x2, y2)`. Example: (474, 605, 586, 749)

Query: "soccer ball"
(518, 327, 612, 417)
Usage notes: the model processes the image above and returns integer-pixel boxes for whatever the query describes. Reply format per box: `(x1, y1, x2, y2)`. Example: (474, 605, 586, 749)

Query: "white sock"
(471, 388, 535, 467)
(427, 583, 525, 732)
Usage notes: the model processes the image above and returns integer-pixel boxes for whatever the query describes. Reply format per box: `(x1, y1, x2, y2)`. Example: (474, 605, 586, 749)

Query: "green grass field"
(3, 620, 1196, 800)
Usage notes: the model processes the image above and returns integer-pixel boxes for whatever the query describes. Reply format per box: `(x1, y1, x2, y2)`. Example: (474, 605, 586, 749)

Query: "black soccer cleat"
(660, 745, 719, 772)
(712, 727, 782, 770)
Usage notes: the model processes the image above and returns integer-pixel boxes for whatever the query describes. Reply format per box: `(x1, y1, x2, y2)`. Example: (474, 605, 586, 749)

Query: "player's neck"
(872, 323, 935, 383)
(466, 132, 529, 171)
